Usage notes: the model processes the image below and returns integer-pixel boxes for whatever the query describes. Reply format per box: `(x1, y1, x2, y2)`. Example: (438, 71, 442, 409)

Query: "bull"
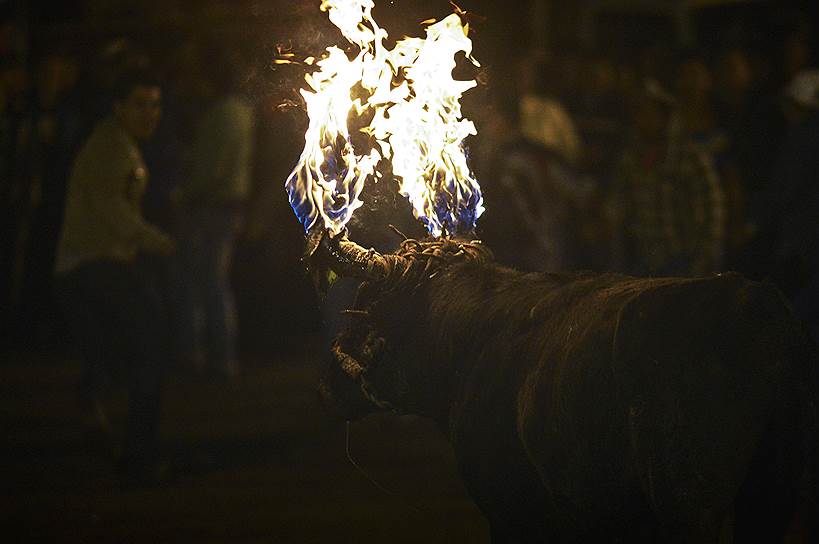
(314, 232, 819, 543)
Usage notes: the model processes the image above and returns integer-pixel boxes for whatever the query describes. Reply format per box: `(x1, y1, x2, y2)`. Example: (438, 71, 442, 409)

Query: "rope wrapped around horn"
(325, 233, 493, 282)
(323, 234, 399, 281)
(304, 227, 494, 295)
(304, 228, 404, 287)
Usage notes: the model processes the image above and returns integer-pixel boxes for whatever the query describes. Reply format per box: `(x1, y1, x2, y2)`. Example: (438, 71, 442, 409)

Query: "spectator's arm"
(691, 147, 725, 274)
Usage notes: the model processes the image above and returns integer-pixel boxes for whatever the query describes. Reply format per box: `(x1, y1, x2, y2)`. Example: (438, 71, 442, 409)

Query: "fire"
(285, 0, 484, 238)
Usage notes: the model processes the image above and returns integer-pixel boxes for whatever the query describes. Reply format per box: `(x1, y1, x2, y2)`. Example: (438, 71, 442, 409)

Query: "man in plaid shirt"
(612, 88, 725, 277)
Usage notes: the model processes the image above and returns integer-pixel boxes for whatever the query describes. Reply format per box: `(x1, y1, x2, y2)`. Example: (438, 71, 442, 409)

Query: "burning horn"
(323, 232, 391, 280)
(304, 228, 402, 292)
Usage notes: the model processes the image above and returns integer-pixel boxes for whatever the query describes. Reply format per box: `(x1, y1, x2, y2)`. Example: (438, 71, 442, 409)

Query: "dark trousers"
(174, 207, 242, 370)
(57, 259, 167, 468)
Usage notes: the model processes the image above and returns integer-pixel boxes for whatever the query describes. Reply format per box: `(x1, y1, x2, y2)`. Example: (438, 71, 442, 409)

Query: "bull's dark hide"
(320, 242, 819, 543)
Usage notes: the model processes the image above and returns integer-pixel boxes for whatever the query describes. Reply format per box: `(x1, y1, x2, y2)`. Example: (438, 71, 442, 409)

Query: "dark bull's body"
(316, 235, 819, 543)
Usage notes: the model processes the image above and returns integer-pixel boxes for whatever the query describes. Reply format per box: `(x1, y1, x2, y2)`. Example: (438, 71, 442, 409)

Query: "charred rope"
(325, 231, 494, 287)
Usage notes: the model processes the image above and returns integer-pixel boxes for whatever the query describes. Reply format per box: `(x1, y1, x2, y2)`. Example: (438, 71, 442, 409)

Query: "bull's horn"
(323, 231, 394, 281)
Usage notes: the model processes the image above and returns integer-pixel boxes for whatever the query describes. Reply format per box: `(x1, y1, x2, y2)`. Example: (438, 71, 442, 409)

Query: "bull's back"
(514, 272, 817, 538)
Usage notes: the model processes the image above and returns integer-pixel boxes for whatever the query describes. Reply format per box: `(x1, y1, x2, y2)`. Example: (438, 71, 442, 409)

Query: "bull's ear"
(303, 228, 339, 300)
(310, 268, 338, 301)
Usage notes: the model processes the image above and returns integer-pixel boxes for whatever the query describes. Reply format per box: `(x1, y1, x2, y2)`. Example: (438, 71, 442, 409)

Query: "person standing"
(611, 86, 725, 277)
(768, 70, 819, 344)
(173, 44, 254, 379)
(55, 68, 175, 486)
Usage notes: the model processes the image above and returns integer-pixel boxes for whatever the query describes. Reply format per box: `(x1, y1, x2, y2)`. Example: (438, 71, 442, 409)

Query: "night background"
(2, 0, 819, 541)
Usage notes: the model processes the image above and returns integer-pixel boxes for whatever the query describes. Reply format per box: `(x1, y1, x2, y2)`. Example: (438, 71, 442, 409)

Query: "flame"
(285, 0, 484, 238)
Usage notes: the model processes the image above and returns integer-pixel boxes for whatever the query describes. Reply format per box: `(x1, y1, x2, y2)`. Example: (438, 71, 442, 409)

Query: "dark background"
(2, 0, 818, 541)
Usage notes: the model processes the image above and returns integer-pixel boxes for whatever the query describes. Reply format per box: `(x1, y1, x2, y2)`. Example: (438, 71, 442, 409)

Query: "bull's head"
(313, 230, 493, 422)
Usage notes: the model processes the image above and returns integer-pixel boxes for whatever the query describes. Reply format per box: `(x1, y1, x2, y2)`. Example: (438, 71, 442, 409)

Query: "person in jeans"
(172, 44, 253, 379)
(55, 67, 175, 485)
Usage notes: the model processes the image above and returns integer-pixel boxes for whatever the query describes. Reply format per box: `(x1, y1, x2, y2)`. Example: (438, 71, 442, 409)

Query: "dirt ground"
(1, 344, 489, 543)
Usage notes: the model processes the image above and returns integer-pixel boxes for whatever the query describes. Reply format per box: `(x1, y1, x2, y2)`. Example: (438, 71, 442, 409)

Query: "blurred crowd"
(2, 4, 818, 485)
(477, 11, 819, 346)
(0, 14, 299, 484)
